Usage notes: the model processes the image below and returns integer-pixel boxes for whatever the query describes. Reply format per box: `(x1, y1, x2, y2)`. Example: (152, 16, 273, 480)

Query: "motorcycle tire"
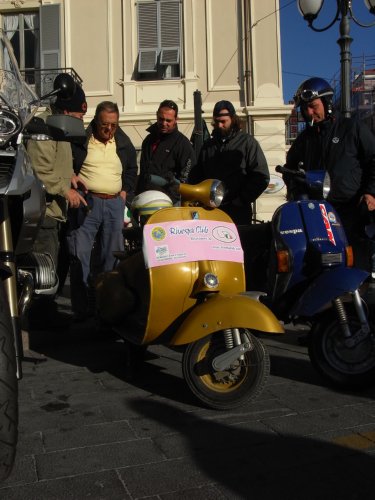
(182, 329, 269, 411)
(0, 280, 18, 482)
(309, 310, 375, 389)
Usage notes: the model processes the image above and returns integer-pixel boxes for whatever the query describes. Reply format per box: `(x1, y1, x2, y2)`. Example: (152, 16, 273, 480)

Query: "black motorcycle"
(0, 29, 85, 481)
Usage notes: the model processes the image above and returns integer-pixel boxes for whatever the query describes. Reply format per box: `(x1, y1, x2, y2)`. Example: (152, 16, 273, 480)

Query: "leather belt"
(90, 192, 120, 199)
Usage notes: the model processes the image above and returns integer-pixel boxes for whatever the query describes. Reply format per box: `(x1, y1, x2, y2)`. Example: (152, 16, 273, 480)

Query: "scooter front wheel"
(182, 329, 269, 410)
(309, 310, 375, 389)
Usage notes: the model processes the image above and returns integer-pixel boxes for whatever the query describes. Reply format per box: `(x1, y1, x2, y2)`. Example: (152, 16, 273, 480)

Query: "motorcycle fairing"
(290, 266, 369, 317)
(170, 293, 284, 346)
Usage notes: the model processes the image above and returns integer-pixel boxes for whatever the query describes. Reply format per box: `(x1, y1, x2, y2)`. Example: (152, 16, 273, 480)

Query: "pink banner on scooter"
(143, 220, 244, 268)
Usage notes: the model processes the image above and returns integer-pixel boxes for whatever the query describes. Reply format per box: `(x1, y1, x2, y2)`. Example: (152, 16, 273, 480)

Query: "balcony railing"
(20, 68, 83, 100)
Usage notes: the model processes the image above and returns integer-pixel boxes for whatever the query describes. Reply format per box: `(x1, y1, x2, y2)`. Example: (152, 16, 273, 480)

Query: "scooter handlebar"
(275, 164, 306, 177)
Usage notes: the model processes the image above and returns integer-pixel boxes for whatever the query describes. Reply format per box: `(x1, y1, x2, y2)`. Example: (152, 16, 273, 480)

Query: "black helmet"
(293, 77, 334, 122)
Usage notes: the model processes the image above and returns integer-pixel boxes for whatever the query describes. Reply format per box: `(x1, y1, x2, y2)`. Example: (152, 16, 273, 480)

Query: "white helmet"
(131, 190, 173, 217)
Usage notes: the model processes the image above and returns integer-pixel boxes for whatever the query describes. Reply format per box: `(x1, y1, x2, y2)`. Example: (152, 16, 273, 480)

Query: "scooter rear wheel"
(309, 310, 375, 389)
(0, 280, 18, 481)
(182, 329, 269, 410)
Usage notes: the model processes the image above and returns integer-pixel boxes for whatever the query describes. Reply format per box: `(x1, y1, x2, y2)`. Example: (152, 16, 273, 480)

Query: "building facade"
(0, 0, 292, 220)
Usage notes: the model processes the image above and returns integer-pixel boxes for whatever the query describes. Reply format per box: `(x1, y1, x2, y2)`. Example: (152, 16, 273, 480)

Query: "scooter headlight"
(0, 108, 22, 146)
(209, 179, 225, 208)
(323, 172, 331, 199)
(179, 179, 225, 208)
(203, 273, 219, 288)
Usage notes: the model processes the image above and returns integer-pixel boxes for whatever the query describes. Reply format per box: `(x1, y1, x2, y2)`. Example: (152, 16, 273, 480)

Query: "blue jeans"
(67, 195, 125, 316)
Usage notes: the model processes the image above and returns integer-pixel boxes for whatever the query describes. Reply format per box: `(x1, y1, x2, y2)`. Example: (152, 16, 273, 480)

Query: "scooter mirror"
(35, 73, 77, 104)
(53, 73, 76, 99)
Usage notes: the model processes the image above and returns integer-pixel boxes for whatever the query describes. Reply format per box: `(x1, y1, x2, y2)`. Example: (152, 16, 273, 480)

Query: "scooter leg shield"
(170, 293, 284, 346)
(290, 267, 369, 317)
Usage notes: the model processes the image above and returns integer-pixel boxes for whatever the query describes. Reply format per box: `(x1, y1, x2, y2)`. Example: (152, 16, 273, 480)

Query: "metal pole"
(337, 0, 353, 117)
(193, 89, 204, 157)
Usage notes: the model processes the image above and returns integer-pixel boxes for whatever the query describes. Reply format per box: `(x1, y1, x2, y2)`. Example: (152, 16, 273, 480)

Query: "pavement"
(1, 285, 375, 499)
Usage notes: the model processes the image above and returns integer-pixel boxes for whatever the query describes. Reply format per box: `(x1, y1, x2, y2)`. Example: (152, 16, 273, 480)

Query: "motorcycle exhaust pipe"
(18, 269, 34, 317)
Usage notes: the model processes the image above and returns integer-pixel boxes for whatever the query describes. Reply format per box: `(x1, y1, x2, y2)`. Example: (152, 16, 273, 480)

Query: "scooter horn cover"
(131, 190, 173, 217)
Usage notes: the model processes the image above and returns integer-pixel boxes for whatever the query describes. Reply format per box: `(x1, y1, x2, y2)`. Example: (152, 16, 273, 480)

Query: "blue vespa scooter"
(240, 164, 375, 389)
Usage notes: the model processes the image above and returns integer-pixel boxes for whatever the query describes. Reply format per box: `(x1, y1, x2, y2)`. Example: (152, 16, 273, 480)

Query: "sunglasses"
(293, 89, 321, 106)
(294, 88, 333, 107)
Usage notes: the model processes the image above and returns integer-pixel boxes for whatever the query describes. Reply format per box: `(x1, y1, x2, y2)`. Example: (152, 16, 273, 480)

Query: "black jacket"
(136, 123, 196, 203)
(286, 111, 375, 206)
(73, 121, 138, 200)
(189, 129, 269, 220)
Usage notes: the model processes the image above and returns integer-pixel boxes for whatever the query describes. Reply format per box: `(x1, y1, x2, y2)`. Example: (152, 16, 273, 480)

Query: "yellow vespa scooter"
(96, 179, 284, 410)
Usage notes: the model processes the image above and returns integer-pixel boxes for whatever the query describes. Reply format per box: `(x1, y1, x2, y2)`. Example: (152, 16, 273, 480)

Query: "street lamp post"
(297, 0, 375, 118)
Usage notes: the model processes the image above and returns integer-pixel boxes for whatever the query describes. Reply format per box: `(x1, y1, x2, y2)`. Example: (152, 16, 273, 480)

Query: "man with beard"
(136, 100, 196, 204)
(189, 100, 270, 225)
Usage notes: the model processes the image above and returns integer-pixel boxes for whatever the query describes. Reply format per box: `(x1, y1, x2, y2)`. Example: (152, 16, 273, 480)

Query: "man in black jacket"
(136, 100, 196, 204)
(189, 100, 270, 225)
(285, 77, 375, 268)
(67, 101, 137, 320)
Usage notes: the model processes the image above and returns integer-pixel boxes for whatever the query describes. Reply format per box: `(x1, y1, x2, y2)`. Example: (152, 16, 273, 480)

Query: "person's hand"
(363, 194, 375, 211)
(71, 175, 88, 194)
(120, 190, 126, 202)
(65, 188, 87, 209)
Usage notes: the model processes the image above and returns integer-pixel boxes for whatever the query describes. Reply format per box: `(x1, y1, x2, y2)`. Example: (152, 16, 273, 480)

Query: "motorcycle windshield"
(0, 29, 38, 126)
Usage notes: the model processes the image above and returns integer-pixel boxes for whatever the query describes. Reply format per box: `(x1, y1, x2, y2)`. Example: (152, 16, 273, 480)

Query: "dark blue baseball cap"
(213, 100, 236, 117)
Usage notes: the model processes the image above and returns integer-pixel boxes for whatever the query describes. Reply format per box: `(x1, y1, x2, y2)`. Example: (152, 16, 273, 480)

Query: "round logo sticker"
(151, 226, 166, 241)
(328, 212, 337, 223)
(212, 226, 237, 243)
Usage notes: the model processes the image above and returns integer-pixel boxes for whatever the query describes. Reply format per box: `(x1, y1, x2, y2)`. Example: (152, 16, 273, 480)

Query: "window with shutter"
(2, 11, 40, 90)
(137, 0, 182, 79)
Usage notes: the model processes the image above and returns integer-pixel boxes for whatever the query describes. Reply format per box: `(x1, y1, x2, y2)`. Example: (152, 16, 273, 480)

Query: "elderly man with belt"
(68, 101, 137, 321)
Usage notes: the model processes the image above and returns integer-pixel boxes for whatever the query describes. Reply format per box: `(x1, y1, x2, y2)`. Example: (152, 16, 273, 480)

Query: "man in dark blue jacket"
(285, 77, 375, 270)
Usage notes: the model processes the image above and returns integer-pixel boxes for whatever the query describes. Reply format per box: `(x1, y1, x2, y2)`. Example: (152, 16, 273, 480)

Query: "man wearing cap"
(26, 75, 88, 328)
(67, 101, 137, 321)
(136, 99, 196, 204)
(189, 100, 269, 225)
(27, 77, 88, 271)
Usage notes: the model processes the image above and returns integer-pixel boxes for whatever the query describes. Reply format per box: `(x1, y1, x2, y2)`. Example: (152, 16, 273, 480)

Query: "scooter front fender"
(291, 267, 369, 317)
(170, 293, 284, 346)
